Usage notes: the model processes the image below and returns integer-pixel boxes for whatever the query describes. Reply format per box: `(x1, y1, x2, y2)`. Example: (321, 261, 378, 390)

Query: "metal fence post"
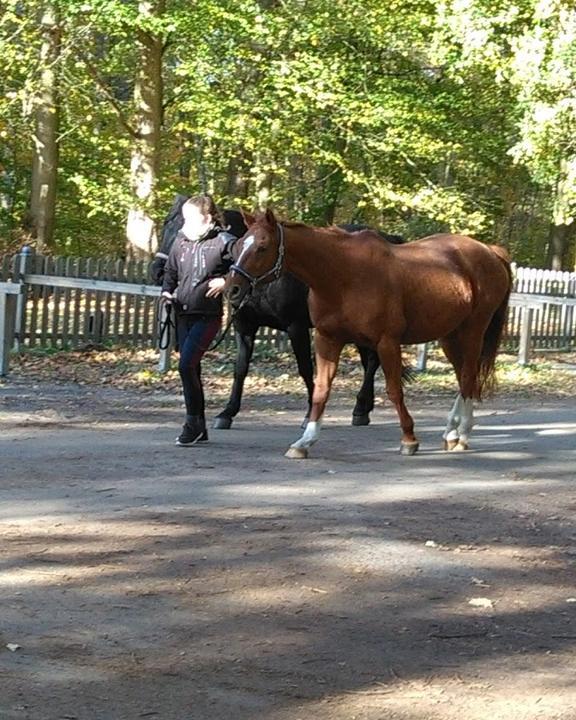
(13, 245, 33, 351)
(415, 343, 428, 372)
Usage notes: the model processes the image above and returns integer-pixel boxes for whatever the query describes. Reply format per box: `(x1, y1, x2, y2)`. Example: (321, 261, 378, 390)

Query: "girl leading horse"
(226, 209, 512, 458)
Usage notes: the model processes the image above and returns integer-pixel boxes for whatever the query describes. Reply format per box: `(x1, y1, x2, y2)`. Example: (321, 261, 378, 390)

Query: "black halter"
(230, 223, 285, 290)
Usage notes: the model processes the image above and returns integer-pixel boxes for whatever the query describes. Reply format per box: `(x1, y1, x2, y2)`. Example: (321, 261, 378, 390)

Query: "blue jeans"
(176, 314, 221, 418)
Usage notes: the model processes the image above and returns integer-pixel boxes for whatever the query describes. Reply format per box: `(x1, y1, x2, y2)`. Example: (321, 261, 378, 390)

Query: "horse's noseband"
(230, 223, 285, 291)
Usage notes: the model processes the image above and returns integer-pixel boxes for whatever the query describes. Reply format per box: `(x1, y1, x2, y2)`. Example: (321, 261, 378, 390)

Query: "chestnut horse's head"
(226, 208, 285, 307)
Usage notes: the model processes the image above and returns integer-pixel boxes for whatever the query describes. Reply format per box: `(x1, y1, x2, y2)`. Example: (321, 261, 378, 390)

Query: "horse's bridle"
(230, 223, 285, 290)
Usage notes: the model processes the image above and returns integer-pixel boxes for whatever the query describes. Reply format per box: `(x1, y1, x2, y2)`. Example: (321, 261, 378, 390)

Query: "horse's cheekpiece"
(229, 222, 285, 292)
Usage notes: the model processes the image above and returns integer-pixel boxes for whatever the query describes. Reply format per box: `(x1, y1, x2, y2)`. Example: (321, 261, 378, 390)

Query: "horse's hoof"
(285, 446, 308, 459)
(443, 438, 459, 451)
(400, 441, 419, 456)
(352, 414, 370, 427)
(452, 441, 470, 452)
(213, 416, 233, 430)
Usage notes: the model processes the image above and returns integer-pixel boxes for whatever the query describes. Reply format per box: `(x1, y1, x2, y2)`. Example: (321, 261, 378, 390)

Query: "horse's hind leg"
(287, 321, 314, 429)
(454, 397, 474, 451)
(442, 394, 463, 450)
(285, 333, 343, 459)
(377, 337, 418, 455)
(440, 329, 483, 451)
(352, 345, 379, 426)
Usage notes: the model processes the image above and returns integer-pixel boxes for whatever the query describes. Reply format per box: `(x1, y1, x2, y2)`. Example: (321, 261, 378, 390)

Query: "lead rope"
(157, 298, 176, 350)
(207, 292, 250, 352)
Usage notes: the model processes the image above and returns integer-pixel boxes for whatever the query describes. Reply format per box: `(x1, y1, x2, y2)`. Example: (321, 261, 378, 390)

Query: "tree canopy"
(1, 0, 575, 268)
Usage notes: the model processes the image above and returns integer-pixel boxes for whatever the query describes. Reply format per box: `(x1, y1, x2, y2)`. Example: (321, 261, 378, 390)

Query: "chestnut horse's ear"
(240, 208, 256, 227)
(264, 207, 277, 226)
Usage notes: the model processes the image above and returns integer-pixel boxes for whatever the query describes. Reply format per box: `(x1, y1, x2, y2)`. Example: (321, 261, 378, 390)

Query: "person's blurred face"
(181, 203, 213, 238)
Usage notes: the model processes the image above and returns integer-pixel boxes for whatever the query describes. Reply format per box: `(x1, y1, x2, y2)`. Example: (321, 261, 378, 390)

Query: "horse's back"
(399, 233, 511, 306)
(402, 233, 509, 270)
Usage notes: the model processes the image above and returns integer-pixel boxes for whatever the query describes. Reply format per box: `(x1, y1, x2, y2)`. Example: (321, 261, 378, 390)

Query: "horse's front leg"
(285, 333, 343, 459)
(213, 325, 256, 429)
(352, 345, 379, 426)
(286, 321, 314, 429)
(377, 337, 419, 455)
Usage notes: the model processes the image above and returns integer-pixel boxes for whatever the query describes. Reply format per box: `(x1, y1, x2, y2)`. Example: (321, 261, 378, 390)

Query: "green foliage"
(0, 0, 574, 267)
(508, 2, 576, 227)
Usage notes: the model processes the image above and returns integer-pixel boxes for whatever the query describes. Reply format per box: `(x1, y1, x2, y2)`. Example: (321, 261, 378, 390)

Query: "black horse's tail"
(402, 364, 418, 385)
(476, 246, 512, 399)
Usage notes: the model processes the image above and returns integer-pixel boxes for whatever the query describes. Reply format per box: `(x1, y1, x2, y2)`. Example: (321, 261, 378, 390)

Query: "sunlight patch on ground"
(212, 477, 544, 506)
(481, 421, 576, 434)
(316, 671, 571, 720)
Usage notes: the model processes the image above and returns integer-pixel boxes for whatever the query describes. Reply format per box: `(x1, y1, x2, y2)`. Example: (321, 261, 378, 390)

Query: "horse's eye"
(256, 245, 267, 254)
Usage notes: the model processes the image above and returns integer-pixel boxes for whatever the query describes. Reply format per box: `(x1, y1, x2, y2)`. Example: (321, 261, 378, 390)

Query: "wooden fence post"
(0, 283, 23, 376)
(13, 245, 33, 351)
(518, 306, 534, 366)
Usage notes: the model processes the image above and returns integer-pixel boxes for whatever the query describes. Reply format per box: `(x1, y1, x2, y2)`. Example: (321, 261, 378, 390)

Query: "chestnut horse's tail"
(476, 246, 512, 399)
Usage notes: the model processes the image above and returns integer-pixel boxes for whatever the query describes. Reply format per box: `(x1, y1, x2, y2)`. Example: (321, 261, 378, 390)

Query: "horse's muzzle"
(226, 280, 249, 308)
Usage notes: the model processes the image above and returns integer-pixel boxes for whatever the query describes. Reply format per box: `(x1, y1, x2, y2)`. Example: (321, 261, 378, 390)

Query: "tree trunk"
(318, 167, 344, 225)
(125, 1, 164, 259)
(29, 3, 60, 253)
(223, 156, 251, 202)
(548, 158, 576, 270)
(308, 134, 346, 224)
(178, 130, 192, 181)
(547, 222, 575, 270)
(252, 152, 273, 210)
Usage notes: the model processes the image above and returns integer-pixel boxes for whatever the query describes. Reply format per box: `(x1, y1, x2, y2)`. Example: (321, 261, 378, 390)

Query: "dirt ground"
(1, 356, 576, 720)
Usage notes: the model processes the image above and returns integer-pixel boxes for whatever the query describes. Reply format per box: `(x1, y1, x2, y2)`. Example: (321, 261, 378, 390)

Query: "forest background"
(1, 0, 575, 270)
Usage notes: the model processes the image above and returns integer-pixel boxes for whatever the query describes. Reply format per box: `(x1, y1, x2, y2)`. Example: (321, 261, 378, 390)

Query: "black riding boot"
(176, 415, 208, 446)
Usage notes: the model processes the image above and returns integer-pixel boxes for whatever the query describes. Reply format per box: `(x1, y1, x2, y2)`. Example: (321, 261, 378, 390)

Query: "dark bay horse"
(152, 202, 400, 429)
(226, 209, 512, 458)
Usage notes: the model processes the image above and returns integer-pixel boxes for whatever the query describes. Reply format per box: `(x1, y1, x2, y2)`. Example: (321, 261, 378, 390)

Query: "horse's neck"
(284, 226, 344, 292)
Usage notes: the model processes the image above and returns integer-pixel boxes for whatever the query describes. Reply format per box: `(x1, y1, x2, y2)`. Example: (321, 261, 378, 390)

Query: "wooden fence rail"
(0, 251, 575, 376)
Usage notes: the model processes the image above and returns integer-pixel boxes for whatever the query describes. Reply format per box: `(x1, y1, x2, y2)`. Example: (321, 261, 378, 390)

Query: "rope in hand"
(157, 297, 176, 350)
(157, 294, 248, 353)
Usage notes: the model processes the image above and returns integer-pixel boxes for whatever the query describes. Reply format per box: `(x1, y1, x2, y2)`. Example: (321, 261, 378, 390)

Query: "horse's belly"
(314, 317, 379, 347)
(401, 298, 472, 343)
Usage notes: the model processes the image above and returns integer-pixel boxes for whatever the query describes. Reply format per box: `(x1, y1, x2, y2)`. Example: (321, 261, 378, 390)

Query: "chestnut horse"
(226, 209, 512, 458)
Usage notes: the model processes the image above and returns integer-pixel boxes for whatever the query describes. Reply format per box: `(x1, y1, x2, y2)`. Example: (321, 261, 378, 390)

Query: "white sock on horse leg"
(291, 421, 322, 450)
(443, 394, 463, 442)
(457, 398, 474, 445)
